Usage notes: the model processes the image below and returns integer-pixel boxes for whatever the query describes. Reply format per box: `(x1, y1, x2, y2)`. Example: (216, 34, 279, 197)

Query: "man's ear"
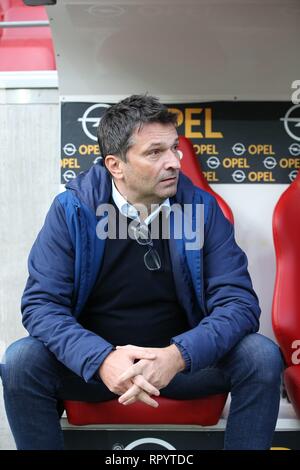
(104, 155, 124, 180)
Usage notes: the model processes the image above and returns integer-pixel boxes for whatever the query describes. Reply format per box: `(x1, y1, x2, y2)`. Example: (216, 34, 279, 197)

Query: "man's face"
(118, 122, 181, 207)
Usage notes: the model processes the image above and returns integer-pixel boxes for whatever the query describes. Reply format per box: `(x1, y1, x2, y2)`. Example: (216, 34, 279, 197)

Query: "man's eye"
(149, 149, 161, 156)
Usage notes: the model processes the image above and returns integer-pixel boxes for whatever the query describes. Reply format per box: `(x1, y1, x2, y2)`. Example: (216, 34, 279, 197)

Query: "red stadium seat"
(272, 170, 300, 417)
(0, 1, 55, 71)
(65, 395, 227, 427)
(0, 1, 11, 39)
(1, 4, 50, 39)
(64, 137, 232, 430)
(178, 135, 234, 224)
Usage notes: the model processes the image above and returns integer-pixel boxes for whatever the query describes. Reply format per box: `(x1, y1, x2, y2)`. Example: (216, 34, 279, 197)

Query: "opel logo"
(93, 156, 103, 164)
(280, 104, 300, 142)
(124, 438, 176, 450)
(288, 170, 298, 182)
(78, 103, 110, 142)
(232, 143, 246, 156)
(63, 170, 76, 183)
(289, 143, 300, 156)
(63, 143, 77, 156)
(207, 156, 220, 169)
(263, 157, 277, 170)
(232, 170, 246, 183)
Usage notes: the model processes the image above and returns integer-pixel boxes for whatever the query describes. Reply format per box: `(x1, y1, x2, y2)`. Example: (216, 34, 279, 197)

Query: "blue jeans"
(0, 333, 283, 450)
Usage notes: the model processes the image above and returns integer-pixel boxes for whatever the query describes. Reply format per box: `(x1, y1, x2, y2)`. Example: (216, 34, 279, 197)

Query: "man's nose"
(164, 149, 181, 170)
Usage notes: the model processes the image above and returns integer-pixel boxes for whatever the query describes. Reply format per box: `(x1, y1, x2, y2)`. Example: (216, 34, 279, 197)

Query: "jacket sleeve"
(21, 196, 114, 382)
(172, 195, 261, 373)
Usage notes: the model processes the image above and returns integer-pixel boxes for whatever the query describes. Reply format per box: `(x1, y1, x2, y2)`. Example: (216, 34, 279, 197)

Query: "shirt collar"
(111, 179, 170, 226)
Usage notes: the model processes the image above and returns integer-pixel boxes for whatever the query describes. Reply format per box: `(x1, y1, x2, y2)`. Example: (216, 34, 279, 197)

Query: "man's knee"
(1, 336, 53, 392)
(228, 333, 284, 386)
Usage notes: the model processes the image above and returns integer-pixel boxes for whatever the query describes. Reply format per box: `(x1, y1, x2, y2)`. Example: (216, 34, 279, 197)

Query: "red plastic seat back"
(0, 1, 55, 71)
(178, 136, 234, 224)
(272, 171, 300, 366)
(0, 1, 11, 39)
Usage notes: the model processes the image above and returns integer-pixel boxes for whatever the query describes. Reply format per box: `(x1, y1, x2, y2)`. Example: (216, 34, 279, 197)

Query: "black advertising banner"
(61, 101, 300, 184)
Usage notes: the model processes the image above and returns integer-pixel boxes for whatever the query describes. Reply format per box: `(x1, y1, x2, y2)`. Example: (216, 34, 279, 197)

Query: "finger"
(116, 345, 156, 360)
(116, 379, 135, 395)
(122, 391, 158, 408)
(118, 383, 140, 404)
(136, 390, 159, 408)
(122, 396, 137, 406)
(131, 352, 156, 361)
(119, 363, 142, 382)
(133, 375, 160, 396)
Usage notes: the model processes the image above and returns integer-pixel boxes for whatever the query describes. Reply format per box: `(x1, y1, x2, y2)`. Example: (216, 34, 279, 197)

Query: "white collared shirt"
(111, 179, 170, 226)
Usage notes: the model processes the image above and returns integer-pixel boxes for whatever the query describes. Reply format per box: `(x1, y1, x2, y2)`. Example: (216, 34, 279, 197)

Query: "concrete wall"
(0, 88, 59, 449)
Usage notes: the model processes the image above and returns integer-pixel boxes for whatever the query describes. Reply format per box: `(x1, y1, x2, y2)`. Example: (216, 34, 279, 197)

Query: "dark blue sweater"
(80, 201, 189, 347)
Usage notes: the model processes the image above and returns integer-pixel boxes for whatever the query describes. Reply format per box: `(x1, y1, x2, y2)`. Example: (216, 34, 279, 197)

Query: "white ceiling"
(47, 0, 300, 100)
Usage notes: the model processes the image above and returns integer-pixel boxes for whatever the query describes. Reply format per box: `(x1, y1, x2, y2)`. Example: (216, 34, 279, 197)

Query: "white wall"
(0, 88, 60, 449)
(214, 184, 287, 341)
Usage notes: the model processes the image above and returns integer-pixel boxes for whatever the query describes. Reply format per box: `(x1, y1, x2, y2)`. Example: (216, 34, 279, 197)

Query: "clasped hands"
(98, 344, 185, 408)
